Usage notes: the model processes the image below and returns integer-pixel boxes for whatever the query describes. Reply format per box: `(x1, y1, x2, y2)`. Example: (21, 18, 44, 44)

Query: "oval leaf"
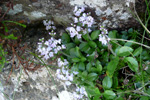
(103, 90, 116, 99)
(91, 30, 100, 40)
(102, 76, 112, 89)
(107, 57, 119, 77)
(78, 62, 85, 71)
(133, 47, 142, 57)
(117, 46, 133, 56)
(124, 57, 138, 72)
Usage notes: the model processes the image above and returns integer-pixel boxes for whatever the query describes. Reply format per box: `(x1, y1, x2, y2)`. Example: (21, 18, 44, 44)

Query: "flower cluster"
(37, 37, 65, 60)
(37, 20, 65, 60)
(73, 86, 88, 99)
(43, 20, 56, 36)
(66, 6, 94, 39)
(56, 58, 87, 99)
(99, 26, 110, 45)
(56, 58, 78, 86)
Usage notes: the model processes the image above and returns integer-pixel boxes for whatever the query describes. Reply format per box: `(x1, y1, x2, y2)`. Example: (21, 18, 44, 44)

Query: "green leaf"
(87, 73, 98, 81)
(69, 47, 82, 58)
(88, 41, 97, 48)
(124, 57, 138, 72)
(133, 47, 142, 57)
(96, 60, 102, 72)
(80, 56, 86, 62)
(140, 96, 149, 100)
(102, 76, 112, 89)
(74, 36, 80, 44)
(93, 96, 101, 100)
(79, 62, 85, 71)
(79, 42, 90, 51)
(3, 20, 26, 28)
(91, 30, 100, 40)
(6, 34, 17, 39)
(112, 76, 118, 88)
(82, 34, 90, 41)
(61, 33, 70, 44)
(124, 40, 135, 47)
(65, 43, 75, 50)
(128, 28, 133, 33)
(107, 57, 119, 77)
(82, 71, 88, 79)
(117, 46, 133, 56)
(69, 48, 77, 57)
(103, 90, 116, 99)
(87, 51, 95, 61)
(72, 57, 80, 62)
(85, 86, 100, 96)
(108, 30, 117, 38)
(86, 62, 92, 72)
(85, 47, 94, 54)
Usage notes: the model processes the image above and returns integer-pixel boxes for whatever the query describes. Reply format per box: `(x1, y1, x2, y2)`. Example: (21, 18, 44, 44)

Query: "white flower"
(64, 59, 69, 65)
(65, 81, 72, 86)
(49, 52, 54, 57)
(76, 26, 81, 32)
(74, 17, 78, 23)
(73, 71, 79, 75)
(99, 34, 110, 45)
(44, 54, 49, 60)
(58, 60, 64, 67)
(56, 69, 61, 74)
(66, 27, 78, 38)
(67, 74, 74, 81)
(74, 6, 78, 13)
(76, 87, 80, 92)
(62, 67, 67, 74)
(77, 34, 82, 39)
(61, 45, 66, 49)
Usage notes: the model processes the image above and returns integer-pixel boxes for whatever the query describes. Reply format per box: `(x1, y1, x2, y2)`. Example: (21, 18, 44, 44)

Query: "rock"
(2, 0, 144, 30)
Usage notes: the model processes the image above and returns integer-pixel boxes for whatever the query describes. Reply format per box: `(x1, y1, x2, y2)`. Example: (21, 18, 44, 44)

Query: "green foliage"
(60, 26, 150, 99)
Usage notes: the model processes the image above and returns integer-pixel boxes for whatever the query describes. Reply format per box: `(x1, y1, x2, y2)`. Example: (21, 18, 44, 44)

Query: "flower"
(74, 17, 78, 23)
(66, 27, 78, 38)
(65, 81, 72, 86)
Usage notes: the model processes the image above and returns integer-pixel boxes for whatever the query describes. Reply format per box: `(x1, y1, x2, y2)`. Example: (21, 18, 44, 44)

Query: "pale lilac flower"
(64, 59, 69, 65)
(77, 34, 82, 39)
(65, 81, 72, 86)
(99, 34, 110, 45)
(87, 16, 94, 27)
(74, 17, 78, 23)
(76, 26, 81, 32)
(88, 28, 92, 32)
(73, 71, 79, 75)
(44, 54, 49, 60)
(58, 59, 64, 67)
(46, 26, 51, 30)
(74, 7, 85, 16)
(49, 52, 54, 57)
(62, 67, 67, 74)
(61, 45, 66, 49)
(67, 74, 74, 81)
(76, 87, 80, 92)
(73, 92, 80, 99)
(56, 69, 61, 74)
(74, 6, 78, 13)
(66, 27, 78, 38)
(57, 74, 64, 80)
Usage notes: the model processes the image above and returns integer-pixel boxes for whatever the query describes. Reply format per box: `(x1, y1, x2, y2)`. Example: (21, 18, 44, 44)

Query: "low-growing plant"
(38, 6, 150, 100)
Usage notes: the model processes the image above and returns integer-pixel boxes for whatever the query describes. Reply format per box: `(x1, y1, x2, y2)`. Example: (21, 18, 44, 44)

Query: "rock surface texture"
(2, 0, 140, 29)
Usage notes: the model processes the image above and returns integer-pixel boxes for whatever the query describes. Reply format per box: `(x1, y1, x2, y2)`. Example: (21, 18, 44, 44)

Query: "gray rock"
(2, 0, 143, 30)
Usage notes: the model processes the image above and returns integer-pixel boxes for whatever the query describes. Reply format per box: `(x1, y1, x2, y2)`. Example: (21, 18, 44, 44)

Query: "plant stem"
(110, 38, 150, 49)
